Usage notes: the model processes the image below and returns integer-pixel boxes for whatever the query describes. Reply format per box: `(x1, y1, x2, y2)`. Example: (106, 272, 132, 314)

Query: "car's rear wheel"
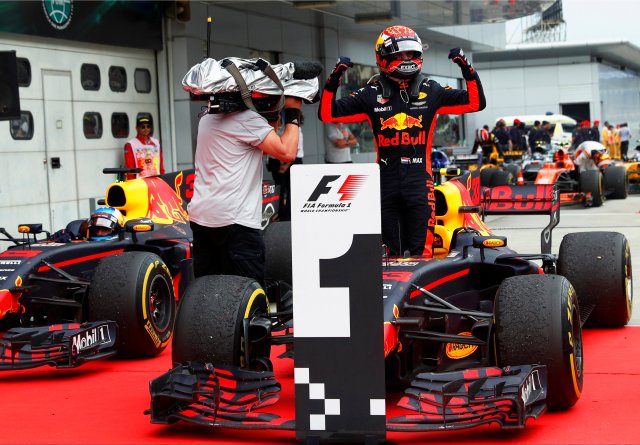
(172, 275, 272, 370)
(603, 165, 628, 199)
(264, 221, 292, 284)
(558, 231, 632, 327)
(494, 275, 583, 410)
(87, 251, 175, 357)
(580, 169, 604, 207)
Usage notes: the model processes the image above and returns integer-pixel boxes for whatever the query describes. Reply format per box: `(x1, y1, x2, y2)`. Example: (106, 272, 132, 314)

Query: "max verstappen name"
(71, 325, 111, 354)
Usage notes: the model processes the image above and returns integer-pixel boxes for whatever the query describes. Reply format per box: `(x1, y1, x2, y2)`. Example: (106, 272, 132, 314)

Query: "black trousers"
(190, 221, 265, 287)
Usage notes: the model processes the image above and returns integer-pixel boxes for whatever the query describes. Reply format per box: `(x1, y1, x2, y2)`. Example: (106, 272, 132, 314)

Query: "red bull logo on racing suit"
(378, 113, 426, 147)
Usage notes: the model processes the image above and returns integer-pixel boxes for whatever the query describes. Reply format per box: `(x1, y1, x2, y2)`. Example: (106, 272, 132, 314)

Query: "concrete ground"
(485, 193, 640, 325)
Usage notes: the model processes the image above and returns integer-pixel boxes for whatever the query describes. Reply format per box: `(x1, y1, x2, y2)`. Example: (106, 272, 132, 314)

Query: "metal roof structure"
(474, 41, 640, 74)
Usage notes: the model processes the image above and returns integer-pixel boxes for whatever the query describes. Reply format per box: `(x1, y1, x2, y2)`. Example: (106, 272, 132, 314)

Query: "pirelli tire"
(87, 251, 176, 357)
(579, 169, 604, 207)
(264, 221, 292, 284)
(172, 275, 272, 371)
(558, 231, 632, 328)
(603, 165, 628, 199)
(494, 275, 583, 410)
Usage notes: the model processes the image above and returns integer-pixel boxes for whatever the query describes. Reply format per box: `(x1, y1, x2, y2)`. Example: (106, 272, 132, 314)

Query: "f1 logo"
(308, 175, 340, 201)
(307, 175, 368, 202)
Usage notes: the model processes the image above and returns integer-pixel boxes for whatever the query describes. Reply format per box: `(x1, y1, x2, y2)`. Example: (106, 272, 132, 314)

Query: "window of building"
(111, 112, 129, 138)
(83, 112, 103, 139)
(341, 64, 378, 154)
(16, 58, 31, 87)
(10, 111, 34, 140)
(134, 68, 152, 93)
(429, 75, 464, 148)
(81, 64, 101, 91)
(109, 66, 127, 92)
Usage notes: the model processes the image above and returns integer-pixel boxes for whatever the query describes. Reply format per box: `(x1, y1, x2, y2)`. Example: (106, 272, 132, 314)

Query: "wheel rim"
(241, 295, 272, 371)
(148, 274, 172, 333)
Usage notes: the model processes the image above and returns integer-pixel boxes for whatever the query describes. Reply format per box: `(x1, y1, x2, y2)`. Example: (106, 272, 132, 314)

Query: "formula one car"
(147, 172, 633, 433)
(521, 144, 628, 206)
(451, 145, 521, 188)
(0, 168, 280, 370)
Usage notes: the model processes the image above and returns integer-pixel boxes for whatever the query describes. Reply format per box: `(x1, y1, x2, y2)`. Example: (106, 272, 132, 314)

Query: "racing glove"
(448, 48, 476, 81)
(50, 229, 74, 243)
(324, 56, 353, 93)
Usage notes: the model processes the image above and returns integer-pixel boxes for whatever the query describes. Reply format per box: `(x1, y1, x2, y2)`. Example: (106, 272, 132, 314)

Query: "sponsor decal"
(0, 260, 21, 265)
(0, 277, 6, 281)
(378, 131, 426, 147)
(374, 106, 392, 112)
(42, 0, 73, 30)
(383, 261, 419, 267)
(445, 332, 478, 359)
(144, 320, 162, 347)
(382, 271, 413, 282)
(71, 324, 111, 354)
(376, 95, 389, 105)
(482, 238, 506, 248)
(392, 304, 399, 319)
(145, 177, 190, 224)
(0, 269, 15, 272)
(520, 369, 543, 405)
(301, 175, 367, 214)
(417, 92, 427, 100)
(382, 283, 393, 290)
(263, 183, 276, 195)
(0, 250, 41, 258)
(379, 113, 423, 131)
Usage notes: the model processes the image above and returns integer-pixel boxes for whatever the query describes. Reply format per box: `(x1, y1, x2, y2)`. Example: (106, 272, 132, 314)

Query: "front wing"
(0, 321, 117, 370)
(147, 363, 547, 432)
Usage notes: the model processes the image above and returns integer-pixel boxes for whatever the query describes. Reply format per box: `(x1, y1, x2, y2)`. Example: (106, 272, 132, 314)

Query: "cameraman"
(188, 92, 303, 286)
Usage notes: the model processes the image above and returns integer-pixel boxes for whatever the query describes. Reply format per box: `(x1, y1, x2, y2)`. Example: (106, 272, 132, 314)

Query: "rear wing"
(482, 184, 560, 255)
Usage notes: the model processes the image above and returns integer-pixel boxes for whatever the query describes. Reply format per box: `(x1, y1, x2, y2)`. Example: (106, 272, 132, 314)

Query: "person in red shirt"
(124, 116, 165, 179)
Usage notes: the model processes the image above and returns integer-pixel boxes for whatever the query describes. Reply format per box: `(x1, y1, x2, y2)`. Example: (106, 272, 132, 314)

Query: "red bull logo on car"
(379, 113, 423, 131)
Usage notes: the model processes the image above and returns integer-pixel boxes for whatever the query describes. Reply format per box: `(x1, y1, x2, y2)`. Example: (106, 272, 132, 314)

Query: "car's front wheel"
(494, 275, 583, 410)
(171, 275, 272, 370)
(87, 251, 176, 357)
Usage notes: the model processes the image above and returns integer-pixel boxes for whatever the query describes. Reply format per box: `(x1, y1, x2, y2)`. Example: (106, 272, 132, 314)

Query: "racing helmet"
(88, 207, 124, 241)
(478, 128, 490, 143)
(431, 150, 450, 169)
(375, 25, 423, 81)
(592, 149, 612, 169)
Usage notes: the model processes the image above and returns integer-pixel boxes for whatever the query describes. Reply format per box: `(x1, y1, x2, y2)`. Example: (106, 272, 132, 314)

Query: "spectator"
(187, 90, 303, 286)
(325, 122, 357, 163)
(591, 120, 601, 142)
(493, 119, 511, 156)
(619, 122, 631, 161)
(571, 120, 591, 150)
(124, 116, 165, 179)
(472, 125, 497, 161)
(528, 120, 542, 153)
(509, 118, 526, 153)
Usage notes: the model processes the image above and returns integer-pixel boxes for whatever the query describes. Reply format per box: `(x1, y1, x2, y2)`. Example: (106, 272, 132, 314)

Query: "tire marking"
(141, 263, 155, 320)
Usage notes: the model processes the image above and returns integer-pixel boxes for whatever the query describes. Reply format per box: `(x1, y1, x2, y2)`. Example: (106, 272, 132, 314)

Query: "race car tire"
(491, 169, 514, 186)
(172, 275, 272, 370)
(579, 169, 603, 207)
(480, 168, 496, 188)
(558, 231, 632, 327)
(494, 275, 583, 410)
(603, 165, 628, 199)
(87, 251, 176, 357)
(264, 221, 292, 284)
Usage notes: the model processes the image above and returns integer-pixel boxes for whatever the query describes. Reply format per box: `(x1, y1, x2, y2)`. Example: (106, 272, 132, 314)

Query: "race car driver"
(318, 25, 486, 257)
(88, 207, 125, 241)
